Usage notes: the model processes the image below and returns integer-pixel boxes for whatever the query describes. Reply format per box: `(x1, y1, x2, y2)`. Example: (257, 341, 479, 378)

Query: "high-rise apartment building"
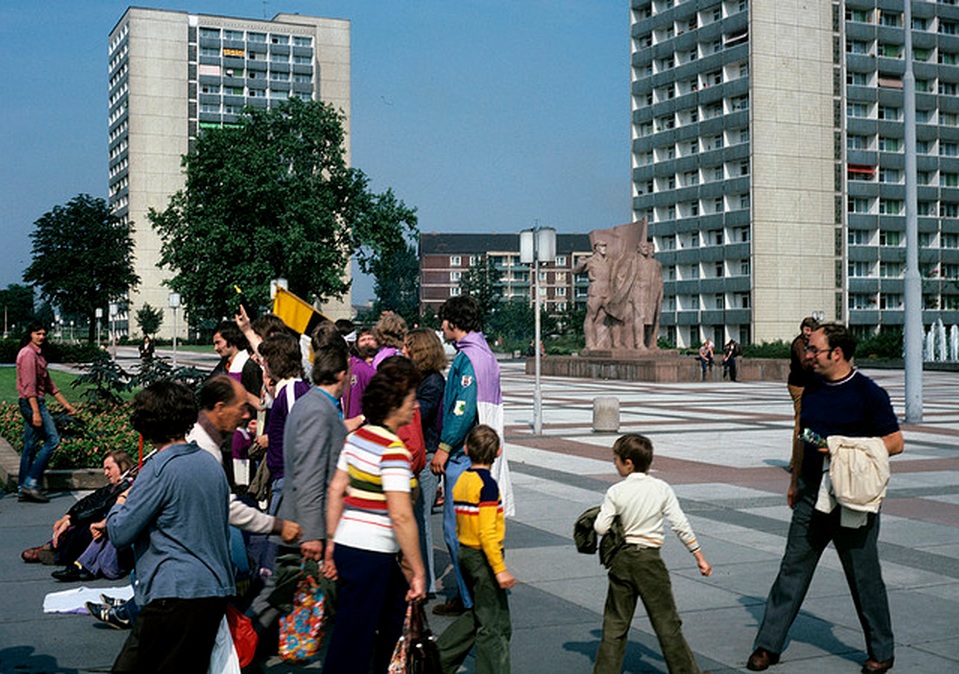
(108, 8, 350, 337)
(631, 0, 959, 348)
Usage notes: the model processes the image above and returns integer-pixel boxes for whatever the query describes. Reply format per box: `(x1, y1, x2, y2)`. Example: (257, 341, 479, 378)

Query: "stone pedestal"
(525, 351, 789, 383)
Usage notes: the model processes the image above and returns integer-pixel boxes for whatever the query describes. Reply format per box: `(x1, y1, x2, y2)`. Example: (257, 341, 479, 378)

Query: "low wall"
(0, 436, 108, 493)
(526, 353, 790, 383)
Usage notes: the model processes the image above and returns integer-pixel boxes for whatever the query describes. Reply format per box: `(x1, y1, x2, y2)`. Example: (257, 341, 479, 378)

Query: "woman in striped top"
(324, 356, 427, 674)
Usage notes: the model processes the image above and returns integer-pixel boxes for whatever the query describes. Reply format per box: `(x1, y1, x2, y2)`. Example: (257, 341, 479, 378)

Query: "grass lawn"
(0, 366, 89, 405)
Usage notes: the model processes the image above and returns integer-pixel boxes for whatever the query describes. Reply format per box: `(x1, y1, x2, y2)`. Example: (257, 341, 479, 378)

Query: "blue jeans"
(18, 398, 60, 491)
(414, 459, 438, 593)
(443, 453, 474, 608)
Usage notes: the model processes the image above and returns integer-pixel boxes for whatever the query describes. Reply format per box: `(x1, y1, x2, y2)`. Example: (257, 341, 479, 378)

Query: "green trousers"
(437, 546, 512, 674)
(593, 546, 701, 674)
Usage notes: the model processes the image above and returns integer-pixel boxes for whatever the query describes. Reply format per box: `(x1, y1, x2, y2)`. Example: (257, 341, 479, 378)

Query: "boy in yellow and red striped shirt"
(437, 424, 515, 674)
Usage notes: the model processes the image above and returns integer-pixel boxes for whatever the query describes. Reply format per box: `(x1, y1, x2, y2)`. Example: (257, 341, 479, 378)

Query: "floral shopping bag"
(278, 564, 326, 663)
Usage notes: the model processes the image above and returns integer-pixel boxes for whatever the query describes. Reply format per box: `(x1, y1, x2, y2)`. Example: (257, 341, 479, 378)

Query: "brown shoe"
(21, 545, 45, 563)
(746, 647, 780, 671)
(862, 658, 894, 674)
(431, 597, 466, 616)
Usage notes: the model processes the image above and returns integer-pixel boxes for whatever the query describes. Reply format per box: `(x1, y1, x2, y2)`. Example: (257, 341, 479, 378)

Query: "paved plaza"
(1, 359, 958, 672)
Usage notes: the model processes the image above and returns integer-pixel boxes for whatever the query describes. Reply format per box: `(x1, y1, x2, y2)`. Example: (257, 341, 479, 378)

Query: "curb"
(0, 435, 108, 493)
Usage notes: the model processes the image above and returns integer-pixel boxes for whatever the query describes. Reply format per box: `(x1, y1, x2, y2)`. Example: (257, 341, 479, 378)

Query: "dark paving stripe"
(511, 461, 959, 580)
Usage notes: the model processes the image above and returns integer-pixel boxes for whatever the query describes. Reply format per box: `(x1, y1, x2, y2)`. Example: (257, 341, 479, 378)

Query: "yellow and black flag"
(272, 287, 329, 336)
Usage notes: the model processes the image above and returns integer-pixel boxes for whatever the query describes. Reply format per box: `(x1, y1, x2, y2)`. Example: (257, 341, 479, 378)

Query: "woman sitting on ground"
(22, 450, 134, 567)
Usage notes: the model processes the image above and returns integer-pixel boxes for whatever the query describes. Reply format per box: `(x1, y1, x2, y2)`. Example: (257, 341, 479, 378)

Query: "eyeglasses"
(804, 345, 834, 356)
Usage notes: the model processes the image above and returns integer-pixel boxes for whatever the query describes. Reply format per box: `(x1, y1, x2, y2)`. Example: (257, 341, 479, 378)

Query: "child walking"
(437, 424, 515, 674)
(594, 434, 712, 674)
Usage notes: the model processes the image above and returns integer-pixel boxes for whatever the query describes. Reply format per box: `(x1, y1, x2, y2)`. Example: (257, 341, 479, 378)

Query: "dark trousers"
(112, 596, 226, 674)
(323, 544, 408, 674)
(754, 489, 894, 662)
(594, 547, 700, 674)
(437, 546, 512, 674)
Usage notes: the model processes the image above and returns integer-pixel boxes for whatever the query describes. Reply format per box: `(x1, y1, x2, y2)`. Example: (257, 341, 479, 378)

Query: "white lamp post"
(168, 293, 181, 367)
(520, 225, 556, 436)
(109, 303, 118, 358)
(95, 307, 102, 345)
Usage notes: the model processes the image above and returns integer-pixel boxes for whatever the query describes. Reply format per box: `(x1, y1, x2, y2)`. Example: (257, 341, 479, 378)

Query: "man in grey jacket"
(248, 323, 349, 636)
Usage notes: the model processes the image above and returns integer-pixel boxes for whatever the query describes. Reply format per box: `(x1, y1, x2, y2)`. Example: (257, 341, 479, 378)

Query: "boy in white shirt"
(593, 434, 712, 674)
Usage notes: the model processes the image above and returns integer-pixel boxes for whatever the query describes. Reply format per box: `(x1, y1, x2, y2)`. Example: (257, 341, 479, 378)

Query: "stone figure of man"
(574, 240, 612, 350)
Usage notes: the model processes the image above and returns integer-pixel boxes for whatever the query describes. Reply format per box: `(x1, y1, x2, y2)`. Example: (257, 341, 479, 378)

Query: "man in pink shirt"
(16, 322, 75, 503)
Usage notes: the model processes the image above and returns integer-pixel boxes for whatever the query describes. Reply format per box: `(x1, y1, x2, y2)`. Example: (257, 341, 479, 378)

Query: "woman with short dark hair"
(323, 358, 426, 674)
(107, 381, 233, 674)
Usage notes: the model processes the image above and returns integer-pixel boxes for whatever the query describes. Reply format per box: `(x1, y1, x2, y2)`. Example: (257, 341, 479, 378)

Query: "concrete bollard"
(592, 396, 620, 433)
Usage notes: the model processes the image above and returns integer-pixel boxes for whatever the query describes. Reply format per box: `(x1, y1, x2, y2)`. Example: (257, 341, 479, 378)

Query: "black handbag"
(389, 600, 442, 673)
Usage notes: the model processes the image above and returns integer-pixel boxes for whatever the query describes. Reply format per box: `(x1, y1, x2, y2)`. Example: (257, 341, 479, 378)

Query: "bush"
(742, 340, 791, 359)
(0, 400, 140, 470)
(0, 339, 100, 364)
(857, 329, 903, 360)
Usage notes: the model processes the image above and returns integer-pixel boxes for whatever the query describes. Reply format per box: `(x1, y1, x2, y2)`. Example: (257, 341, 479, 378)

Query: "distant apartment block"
(108, 7, 350, 336)
(631, 0, 959, 348)
(419, 233, 592, 315)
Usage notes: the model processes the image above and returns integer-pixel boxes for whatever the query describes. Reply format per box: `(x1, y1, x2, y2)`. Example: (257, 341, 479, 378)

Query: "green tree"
(0, 284, 36, 337)
(23, 194, 139, 343)
(372, 241, 420, 325)
(150, 98, 417, 322)
(458, 256, 503, 321)
(135, 303, 164, 337)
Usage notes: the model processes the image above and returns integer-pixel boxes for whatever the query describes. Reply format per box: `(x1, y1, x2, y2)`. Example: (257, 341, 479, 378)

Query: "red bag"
(397, 408, 427, 475)
(226, 604, 258, 667)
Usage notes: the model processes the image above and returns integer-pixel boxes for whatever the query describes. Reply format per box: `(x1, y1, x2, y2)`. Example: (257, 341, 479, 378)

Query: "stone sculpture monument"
(578, 220, 663, 353)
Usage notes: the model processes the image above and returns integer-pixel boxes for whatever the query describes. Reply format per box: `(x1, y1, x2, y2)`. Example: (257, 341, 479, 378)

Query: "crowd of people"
(15, 306, 904, 674)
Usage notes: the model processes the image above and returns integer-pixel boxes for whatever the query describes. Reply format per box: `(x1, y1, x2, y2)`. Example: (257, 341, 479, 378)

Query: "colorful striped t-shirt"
(333, 425, 413, 554)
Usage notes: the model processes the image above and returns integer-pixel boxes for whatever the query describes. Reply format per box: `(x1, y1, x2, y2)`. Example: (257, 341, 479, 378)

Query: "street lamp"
(95, 308, 102, 345)
(520, 225, 556, 436)
(169, 293, 181, 367)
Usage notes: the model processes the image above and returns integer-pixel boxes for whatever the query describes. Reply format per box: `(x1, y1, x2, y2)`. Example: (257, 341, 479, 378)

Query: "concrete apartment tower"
(631, 0, 959, 348)
(108, 8, 350, 339)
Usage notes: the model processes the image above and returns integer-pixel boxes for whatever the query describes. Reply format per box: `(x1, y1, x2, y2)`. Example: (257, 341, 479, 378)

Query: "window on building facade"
(878, 106, 902, 120)
(879, 168, 901, 183)
(849, 197, 870, 213)
(450, 287, 461, 296)
(847, 102, 869, 117)
(880, 262, 902, 277)
(450, 271, 461, 281)
(877, 137, 900, 152)
(879, 199, 903, 214)
(879, 231, 901, 246)
(848, 72, 869, 86)
(941, 172, 959, 187)
(941, 203, 959, 217)
(450, 255, 461, 266)
(849, 261, 872, 277)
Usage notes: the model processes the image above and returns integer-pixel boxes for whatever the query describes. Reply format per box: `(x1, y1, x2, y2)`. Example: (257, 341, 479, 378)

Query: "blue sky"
(0, 0, 631, 304)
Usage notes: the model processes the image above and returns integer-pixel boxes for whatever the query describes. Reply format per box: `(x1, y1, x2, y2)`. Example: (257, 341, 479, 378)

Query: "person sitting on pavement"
(22, 450, 134, 568)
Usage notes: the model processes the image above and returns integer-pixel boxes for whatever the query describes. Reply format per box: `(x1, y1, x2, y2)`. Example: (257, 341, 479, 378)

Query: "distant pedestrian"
(787, 317, 819, 471)
(16, 321, 75, 503)
(722, 339, 741, 382)
(593, 434, 712, 674)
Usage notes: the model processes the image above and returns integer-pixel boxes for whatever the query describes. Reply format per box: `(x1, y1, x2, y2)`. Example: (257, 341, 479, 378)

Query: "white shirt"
(594, 472, 700, 552)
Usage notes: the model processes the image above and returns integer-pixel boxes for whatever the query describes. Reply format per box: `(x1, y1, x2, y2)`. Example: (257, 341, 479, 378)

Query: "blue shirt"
(107, 442, 234, 606)
(800, 370, 900, 491)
